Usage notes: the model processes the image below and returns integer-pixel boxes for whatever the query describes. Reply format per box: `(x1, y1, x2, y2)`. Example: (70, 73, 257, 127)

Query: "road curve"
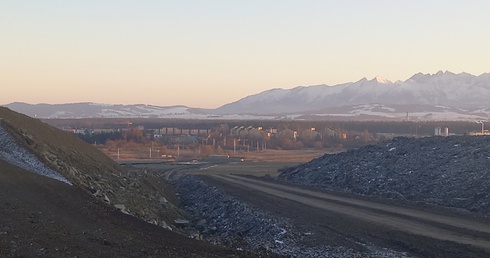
(212, 174, 490, 251)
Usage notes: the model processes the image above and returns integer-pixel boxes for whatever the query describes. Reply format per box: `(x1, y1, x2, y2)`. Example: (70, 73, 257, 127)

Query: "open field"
(99, 146, 332, 163)
(113, 148, 335, 178)
(192, 161, 296, 177)
(229, 148, 337, 162)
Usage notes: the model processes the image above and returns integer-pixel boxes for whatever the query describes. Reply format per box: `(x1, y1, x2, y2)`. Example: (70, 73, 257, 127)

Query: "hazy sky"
(2, 1, 490, 108)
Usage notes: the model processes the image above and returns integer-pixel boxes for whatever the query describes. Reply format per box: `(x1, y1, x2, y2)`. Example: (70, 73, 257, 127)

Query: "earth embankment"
(0, 160, 244, 257)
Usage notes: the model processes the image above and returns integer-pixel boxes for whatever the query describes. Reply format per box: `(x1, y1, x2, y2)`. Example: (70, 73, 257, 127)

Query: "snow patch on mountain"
(310, 104, 489, 121)
(374, 76, 391, 84)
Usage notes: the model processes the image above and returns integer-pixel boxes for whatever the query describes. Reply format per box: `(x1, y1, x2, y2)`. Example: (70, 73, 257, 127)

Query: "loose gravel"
(172, 175, 408, 257)
(278, 136, 490, 215)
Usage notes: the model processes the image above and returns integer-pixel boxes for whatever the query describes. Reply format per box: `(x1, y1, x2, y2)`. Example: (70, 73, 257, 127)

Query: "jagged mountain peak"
(408, 72, 431, 82)
(355, 76, 392, 85)
(214, 70, 490, 116)
(372, 76, 391, 84)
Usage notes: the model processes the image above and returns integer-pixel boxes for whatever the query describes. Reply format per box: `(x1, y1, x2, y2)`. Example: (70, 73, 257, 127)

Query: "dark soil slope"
(278, 136, 490, 214)
(0, 107, 181, 228)
(0, 159, 241, 257)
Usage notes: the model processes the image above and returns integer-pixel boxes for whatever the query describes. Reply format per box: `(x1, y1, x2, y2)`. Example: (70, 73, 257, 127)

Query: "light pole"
(477, 121, 485, 134)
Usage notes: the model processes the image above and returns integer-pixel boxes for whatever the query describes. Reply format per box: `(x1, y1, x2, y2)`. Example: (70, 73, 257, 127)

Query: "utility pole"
(150, 142, 153, 158)
(477, 121, 485, 134)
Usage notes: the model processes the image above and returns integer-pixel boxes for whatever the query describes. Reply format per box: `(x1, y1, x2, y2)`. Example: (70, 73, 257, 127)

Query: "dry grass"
(229, 149, 337, 162)
(191, 149, 339, 177)
(99, 145, 336, 162)
(97, 143, 339, 178)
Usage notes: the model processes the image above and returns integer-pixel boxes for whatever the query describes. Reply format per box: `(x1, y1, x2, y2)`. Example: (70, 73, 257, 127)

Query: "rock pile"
(278, 136, 490, 214)
(173, 175, 401, 257)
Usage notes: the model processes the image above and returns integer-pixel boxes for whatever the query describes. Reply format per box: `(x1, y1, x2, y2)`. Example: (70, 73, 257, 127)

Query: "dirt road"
(202, 174, 490, 257)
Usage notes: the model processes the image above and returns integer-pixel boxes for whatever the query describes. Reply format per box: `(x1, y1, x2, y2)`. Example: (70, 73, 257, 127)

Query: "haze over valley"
(5, 71, 490, 121)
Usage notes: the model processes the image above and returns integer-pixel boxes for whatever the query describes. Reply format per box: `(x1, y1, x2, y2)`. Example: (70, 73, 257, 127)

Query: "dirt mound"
(278, 136, 490, 214)
(0, 107, 258, 257)
(0, 159, 243, 257)
(0, 107, 182, 228)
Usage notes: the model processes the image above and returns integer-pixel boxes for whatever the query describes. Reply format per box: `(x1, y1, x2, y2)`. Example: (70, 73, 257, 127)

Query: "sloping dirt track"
(201, 174, 490, 258)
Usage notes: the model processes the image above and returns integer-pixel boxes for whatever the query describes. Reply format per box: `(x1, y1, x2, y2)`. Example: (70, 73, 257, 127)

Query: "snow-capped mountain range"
(4, 71, 490, 121)
(216, 71, 490, 114)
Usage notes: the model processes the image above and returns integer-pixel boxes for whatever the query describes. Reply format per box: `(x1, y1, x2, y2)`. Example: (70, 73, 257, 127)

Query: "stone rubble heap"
(172, 175, 401, 258)
(279, 136, 490, 214)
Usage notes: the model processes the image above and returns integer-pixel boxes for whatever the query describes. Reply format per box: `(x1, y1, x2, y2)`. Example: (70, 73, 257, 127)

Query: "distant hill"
(4, 102, 202, 119)
(4, 71, 490, 121)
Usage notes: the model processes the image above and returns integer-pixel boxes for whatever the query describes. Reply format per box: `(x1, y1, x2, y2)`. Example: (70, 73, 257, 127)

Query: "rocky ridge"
(278, 136, 490, 215)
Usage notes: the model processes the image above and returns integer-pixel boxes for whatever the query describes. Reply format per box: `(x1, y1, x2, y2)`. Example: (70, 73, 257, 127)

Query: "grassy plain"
(192, 161, 295, 177)
(104, 147, 335, 177)
(192, 149, 339, 177)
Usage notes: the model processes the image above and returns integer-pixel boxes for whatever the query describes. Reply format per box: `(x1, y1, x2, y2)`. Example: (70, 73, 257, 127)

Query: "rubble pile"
(173, 175, 399, 258)
(278, 136, 490, 214)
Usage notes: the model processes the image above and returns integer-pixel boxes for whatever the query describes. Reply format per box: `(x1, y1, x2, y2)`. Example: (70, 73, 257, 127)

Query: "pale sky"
(1, 1, 490, 108)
